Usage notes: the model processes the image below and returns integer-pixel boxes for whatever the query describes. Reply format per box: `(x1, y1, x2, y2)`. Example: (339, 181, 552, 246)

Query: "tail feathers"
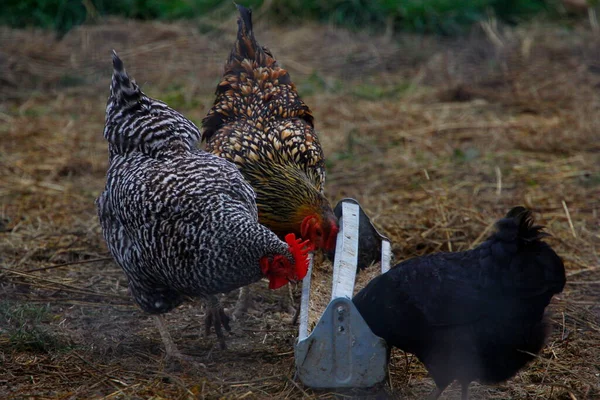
(236, 3, 253, 35)
(494, 206, 566, 295)
(105, 51, 202, 159)
(496, 206, 550, 243)
(228, 5, 274, 69)
(110, 50, 141, 105)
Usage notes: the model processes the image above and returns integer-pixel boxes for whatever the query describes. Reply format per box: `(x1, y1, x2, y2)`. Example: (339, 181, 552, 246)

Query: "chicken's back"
(353, 207, 565, 389)
(202, 6, 322, 183)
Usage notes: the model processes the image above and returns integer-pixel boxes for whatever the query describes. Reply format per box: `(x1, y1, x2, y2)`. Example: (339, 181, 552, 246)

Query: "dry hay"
(1, 13, 599, 400)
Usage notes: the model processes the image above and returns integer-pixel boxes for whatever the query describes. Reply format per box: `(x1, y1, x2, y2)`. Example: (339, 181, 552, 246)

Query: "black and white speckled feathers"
(201, 5, 337, 244)
(104, 50, 201, 161)
(97, 53, 298, 314)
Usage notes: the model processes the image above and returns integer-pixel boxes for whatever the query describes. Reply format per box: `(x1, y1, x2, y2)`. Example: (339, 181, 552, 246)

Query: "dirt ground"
(1, 13, 599, 400)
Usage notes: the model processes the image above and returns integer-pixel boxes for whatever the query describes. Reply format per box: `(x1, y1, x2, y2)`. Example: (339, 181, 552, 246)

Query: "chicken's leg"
(280, 283, 298, 315)
(291, 302, 301, 325)
(154, 315, 186, 359)
(461, 382, 470, 400)
(232, 286, 253, 320)
(290, 283, 302, 324)
(154, 315, 207, 367)
(427, 384, 448, 400)
(204, 295, 231, 350)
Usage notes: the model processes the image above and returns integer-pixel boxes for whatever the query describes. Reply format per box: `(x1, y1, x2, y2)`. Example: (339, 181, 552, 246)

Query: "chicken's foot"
(154, 314, 206, 366)
(204, 295, 231, 350)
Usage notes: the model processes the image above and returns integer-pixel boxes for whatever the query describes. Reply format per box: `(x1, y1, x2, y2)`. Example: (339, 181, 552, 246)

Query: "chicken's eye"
(315, 228, 323, 237)
(272, 256, 288, 274)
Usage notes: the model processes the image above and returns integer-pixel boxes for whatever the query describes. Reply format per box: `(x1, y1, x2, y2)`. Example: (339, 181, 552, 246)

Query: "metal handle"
(381, 240, 391, 273)
(331, 202, 360, 300)
(298, 253, 314, 341)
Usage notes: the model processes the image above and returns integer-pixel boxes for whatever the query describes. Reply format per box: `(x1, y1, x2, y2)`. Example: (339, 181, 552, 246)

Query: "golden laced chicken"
(97, 51, 312, 356)
(202, 5, 339, 315)
(353, 207, 566, 400)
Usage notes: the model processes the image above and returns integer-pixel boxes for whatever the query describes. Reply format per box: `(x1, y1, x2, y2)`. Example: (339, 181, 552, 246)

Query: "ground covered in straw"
(1, 14, 599, 400)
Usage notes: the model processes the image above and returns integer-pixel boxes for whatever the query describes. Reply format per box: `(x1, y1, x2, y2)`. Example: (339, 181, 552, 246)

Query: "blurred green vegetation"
(0, 0, 565, 36)
(0, 301, 72, 353)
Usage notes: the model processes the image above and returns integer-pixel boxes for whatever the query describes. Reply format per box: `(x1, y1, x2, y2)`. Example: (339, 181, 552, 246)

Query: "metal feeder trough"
(295, 198, 392, 389)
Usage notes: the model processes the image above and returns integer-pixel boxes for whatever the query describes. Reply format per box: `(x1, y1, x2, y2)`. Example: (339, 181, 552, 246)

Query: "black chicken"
(353, 207, 566, 399)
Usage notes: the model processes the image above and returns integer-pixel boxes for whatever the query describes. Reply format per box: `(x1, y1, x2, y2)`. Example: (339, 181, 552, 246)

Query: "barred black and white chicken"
(353, 207, 566, 399)
(96, 51, 312, 357)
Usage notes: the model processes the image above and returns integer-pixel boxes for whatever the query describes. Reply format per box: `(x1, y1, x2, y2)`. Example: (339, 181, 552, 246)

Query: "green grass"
(0, 0, 260, 36)
(272, 0, 554, 35)
(149, 83, 202, 110)
(580, 171, 600, 188)
(296, 72, 330, 97)
(58, 73, 87, 88)
(452, 147, 480, 163)
(0, 301, 72, 353)
(1, 0, 560, 37)
(350, 81, 414, 100)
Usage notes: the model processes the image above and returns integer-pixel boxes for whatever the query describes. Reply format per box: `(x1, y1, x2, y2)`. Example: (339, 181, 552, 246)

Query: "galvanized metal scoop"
(295, 198, 392, 388)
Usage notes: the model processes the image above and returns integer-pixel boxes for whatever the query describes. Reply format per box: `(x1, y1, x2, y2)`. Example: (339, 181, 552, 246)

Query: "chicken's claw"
(204, 295, 231, 350)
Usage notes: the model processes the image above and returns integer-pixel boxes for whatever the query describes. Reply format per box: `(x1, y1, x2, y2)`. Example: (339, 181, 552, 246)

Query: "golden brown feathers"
(201, 5, 338, 251)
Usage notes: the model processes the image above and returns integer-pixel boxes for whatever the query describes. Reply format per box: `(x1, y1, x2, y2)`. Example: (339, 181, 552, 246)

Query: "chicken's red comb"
(285, 233, 313, 280)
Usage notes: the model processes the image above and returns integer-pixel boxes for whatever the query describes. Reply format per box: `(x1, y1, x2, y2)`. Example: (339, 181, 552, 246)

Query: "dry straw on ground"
(1, 13, 599, 400)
